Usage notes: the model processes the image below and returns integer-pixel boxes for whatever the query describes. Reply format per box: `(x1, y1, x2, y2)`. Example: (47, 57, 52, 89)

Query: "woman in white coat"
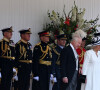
(81, 36, 100, 90)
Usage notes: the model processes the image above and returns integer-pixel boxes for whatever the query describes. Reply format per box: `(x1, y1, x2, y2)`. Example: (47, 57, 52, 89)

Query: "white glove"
(13, 75, 18, 81)
(13, 68, 18, 81)
(0, 72, 1, 78)
(13, 68, 17, 73)
(53, 77, 57, 82)
(50, 74, 54, 81)
(50, 74, 57, 83)
(33, 76, 39, 81)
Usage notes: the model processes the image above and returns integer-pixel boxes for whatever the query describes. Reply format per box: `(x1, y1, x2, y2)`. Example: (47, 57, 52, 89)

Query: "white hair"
(72, 29, 87, 39)
(71, 36, 82, 42)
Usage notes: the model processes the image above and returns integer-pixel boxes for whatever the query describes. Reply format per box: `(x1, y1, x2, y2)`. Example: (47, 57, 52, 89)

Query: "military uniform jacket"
(32, 41, 52, 76)
(51, 45, 63, 76)
(76, 47, 86, 69)
(15, 39, 33, 67)
(0, 38, 15, 63)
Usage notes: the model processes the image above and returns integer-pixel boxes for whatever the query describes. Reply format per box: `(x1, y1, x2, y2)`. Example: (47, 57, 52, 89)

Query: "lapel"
(68, 45, 76, 61)
(56, 45, 63, 53)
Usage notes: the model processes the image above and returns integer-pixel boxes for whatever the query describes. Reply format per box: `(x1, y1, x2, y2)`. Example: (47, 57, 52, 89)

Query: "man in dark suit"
(0, 27, 15, 90)
(52, 34, 67, 90)
(15, 28, 32, 90)
(60, 35, 82, 90)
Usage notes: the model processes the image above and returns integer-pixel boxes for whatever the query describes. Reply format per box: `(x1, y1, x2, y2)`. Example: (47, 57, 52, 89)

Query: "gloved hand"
(13, 68, 18, 81)
(13, 68, 18, 76)
(50, 74, 57, 83)
(50, 74, 54, 81)
(13, 68, 17, 73)
(53, 77, 57, 82)
(33, 76, 39, 81)
(13, 75, 18, 81)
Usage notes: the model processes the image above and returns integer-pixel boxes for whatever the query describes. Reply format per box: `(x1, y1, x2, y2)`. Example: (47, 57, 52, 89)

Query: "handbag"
(79, 74, 86, 83)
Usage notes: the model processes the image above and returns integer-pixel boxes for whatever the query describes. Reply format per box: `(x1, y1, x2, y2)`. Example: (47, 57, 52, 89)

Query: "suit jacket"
(51, 45, 63, 77)
(60, 45, 79, 90)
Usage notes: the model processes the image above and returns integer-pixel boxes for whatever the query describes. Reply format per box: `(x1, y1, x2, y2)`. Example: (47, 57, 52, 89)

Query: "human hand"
(62, 77, 68, 83)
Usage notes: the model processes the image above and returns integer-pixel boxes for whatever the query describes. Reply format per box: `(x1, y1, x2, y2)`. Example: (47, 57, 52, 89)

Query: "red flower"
(64, 18, 70, 26)
(76, 25, 78, 28)
(87, 31, 92, 34)
(74, 28, 76, 30)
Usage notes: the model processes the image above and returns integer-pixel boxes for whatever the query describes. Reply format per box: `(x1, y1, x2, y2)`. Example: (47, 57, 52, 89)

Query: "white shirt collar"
(70, 43, 75, 51)
(70, 43, 78, 57)
(70, 43, 79, 71)
(58, 45, 64, 49)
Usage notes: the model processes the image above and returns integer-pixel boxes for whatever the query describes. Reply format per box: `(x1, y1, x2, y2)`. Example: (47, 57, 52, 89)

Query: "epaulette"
(28, 42, 32, 46)
(53, 47, 60, 56)
(52, 45, 56, 49)
(10, 40, 14, 43)
(35, 42, 41, 46)
(49, 43, 56, 50)
(66, 43, 69, 47)
(0, 39, 3, 42)
(16, 40, 21, 44)
(33, 42, 41, 50)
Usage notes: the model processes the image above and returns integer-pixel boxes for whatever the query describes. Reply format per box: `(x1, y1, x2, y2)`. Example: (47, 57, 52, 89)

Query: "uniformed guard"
(0, 26, 15, 90)
(76, 37, 87, 69)
(15, 28, 33, 90)
(52, 33, 67, 90)
(76, 37, 87, 90)
(32, 31, 52, 90)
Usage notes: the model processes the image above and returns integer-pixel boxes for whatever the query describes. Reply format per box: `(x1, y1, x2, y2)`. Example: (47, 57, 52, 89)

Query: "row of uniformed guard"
(0, 26, 67, 90)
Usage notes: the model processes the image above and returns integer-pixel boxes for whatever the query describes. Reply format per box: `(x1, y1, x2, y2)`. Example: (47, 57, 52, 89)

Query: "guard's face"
(23, 33, 31, 41)
(57, 39, 66, 47)
(40, 36, 50, 43)
(4, 32, 12, 39)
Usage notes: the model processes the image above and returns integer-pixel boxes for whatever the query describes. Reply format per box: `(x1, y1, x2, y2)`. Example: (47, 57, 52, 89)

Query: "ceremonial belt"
(39, 59, 51, 66)
(0, 56, 15, 60)
(80, 64, 83, 67)
(19, 60, 32, 63)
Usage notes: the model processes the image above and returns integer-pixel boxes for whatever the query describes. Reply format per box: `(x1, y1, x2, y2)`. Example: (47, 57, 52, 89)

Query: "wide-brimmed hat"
(91, 36, 100, 46)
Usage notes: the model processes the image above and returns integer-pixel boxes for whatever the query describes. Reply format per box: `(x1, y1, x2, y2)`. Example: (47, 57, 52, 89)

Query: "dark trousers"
(53, 81, 60, 90)
(14, 81, 18, 90)
(32, 79, 40, 90)
(1, 60, 13, 90)
(18, 63, 31, 90)
(39, 64, 50, 90)
(76, 74, 82, 90)
(52, 65, 61, 90)
(76, 80, 81, 90)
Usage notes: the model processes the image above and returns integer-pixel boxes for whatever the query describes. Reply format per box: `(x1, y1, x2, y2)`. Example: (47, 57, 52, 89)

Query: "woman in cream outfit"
(81, 36, 100, 90)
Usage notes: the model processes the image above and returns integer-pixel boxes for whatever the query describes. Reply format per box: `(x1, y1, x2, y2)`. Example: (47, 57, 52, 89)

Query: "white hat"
(91, 36, 100, 46)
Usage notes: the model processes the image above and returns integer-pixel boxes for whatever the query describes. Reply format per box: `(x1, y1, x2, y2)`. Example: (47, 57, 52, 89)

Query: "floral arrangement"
(44, 1, 100, 45)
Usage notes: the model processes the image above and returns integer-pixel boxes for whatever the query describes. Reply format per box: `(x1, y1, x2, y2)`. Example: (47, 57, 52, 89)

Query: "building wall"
(0, 0, 100, 46)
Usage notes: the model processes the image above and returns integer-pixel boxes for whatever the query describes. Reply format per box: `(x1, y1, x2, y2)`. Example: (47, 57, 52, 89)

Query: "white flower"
(71, 6, 77, 21)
